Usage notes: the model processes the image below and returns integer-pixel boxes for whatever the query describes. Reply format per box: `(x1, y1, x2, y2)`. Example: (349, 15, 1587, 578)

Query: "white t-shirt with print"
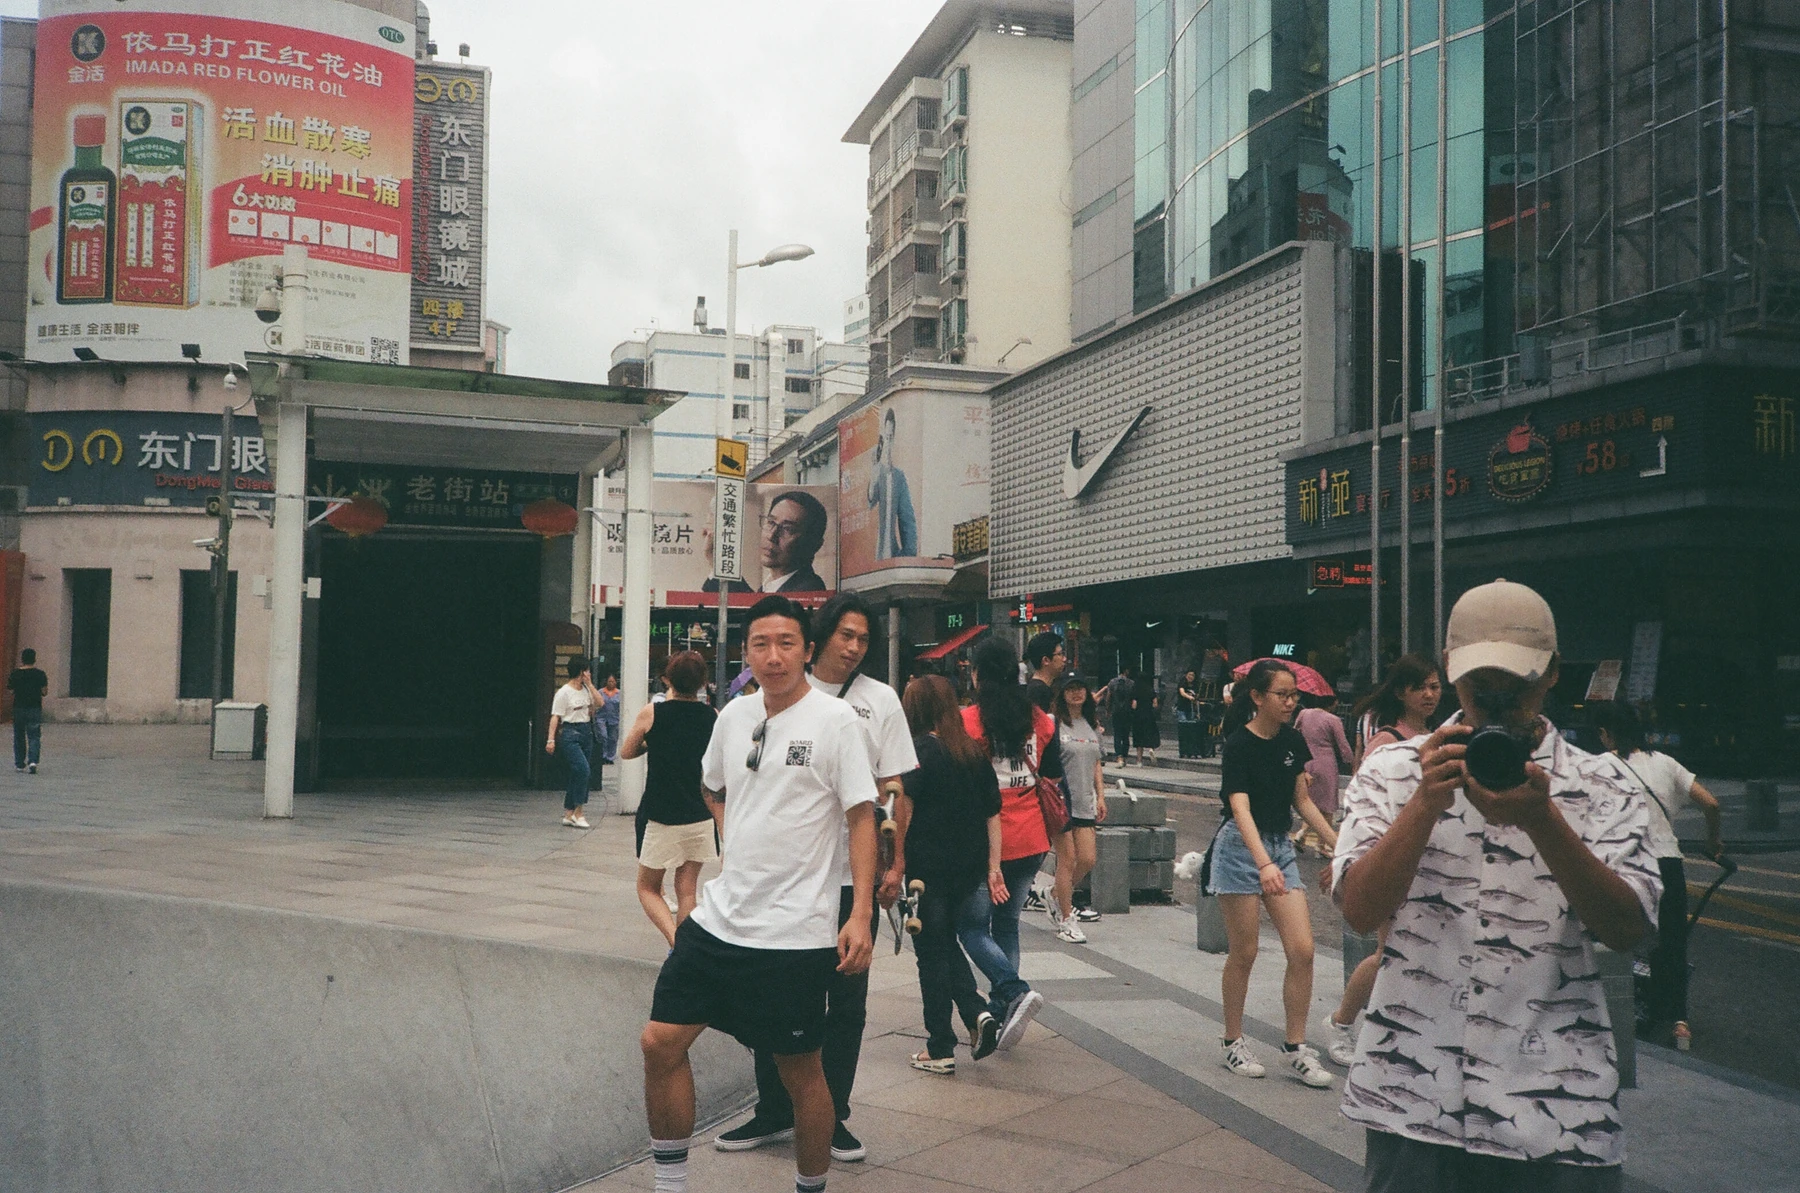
(808, 671, 919, 885)
(1614, 750, 1695, 859)
(695, 687, 878, 949)
(551, 683, 593, 724)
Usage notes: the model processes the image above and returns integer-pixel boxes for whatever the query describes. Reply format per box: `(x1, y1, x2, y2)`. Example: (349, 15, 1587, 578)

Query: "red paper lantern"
(325, 494, 388, 538)
(521, 498, 579, 538)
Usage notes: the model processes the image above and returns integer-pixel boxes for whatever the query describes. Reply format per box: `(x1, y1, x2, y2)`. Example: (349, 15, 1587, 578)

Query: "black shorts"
(650, 917, 838, 1055)
(1065, 817, 1098, 830)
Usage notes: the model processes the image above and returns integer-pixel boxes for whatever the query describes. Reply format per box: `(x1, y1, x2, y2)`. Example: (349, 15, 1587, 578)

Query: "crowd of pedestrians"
(599, 574, 1688, 1192)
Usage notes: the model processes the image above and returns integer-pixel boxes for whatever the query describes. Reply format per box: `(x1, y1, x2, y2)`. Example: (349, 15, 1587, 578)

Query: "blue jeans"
(558, 723, 595, 810)
(597, 718, 619, 763)
(956, 852, 1044, 1019)
(12, 708, 39, 768)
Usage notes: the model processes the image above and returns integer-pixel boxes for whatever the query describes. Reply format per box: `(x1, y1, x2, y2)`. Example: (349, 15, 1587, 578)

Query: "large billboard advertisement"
(409, 61, 488, 354)
(838, 391, 989, 579)
(596, 479, 838, 606)
(29, 0, 416, 365)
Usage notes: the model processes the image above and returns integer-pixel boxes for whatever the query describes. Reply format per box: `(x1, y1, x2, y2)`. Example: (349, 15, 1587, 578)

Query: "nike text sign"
(1064, 405, 1152, 500)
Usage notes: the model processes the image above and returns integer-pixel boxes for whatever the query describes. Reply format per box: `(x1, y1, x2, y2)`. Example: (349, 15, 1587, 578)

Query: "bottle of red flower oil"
(57, 113, 115, 304)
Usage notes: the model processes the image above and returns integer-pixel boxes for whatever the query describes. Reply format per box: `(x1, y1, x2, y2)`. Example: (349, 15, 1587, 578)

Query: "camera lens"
(1465, 725, 1528, 791)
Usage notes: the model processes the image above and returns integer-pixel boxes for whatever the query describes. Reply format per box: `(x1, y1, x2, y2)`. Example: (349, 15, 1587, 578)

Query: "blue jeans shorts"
(1206, 820, 1301, 895)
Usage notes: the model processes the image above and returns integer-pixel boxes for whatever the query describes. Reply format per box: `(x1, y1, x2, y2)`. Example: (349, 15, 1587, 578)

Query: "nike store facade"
(988, 242, 1340, 685)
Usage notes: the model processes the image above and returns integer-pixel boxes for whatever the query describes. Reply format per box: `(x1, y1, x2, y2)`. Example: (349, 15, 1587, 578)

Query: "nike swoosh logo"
(1063, 405, 1151, 499)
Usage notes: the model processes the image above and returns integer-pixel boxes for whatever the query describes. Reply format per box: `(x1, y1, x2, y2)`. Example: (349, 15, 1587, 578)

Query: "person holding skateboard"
(896, 674, 1005, 1073)
(640, 596, 877, 1193)
(715, 594, 917, 1164)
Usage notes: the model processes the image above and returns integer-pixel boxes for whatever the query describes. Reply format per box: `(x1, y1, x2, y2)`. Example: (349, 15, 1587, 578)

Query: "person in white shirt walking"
(547, 656, 601, 828)
(1333, 580, 1661, 1192)
(1591, 700, 1721, 1051)
(640, 596, 878, 1193)
(716, 593, 917, 1163)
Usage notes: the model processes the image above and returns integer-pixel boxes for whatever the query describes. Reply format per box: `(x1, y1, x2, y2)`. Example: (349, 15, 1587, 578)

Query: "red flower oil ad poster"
(28, 0, 416, 365)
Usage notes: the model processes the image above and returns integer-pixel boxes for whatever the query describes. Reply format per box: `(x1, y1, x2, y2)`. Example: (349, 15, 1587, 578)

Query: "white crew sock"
(651, 1136, 689, 1193)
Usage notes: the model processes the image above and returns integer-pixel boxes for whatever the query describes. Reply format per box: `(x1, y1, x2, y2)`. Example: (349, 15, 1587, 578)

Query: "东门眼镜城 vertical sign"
(29, 0, 415, 364)
(409, 60, 488, 354)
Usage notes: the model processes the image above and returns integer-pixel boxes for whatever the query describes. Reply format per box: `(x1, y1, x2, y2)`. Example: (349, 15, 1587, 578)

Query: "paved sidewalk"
(7, 725, 1796, 1193)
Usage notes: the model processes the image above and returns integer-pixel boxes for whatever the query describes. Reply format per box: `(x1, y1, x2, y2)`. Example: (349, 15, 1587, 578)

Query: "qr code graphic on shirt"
(785, 741, 814, 767)
(370, 337, 400, 365)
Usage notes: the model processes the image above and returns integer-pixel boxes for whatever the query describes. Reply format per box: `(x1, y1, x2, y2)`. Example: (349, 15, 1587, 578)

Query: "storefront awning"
(915, 624, 987, 660)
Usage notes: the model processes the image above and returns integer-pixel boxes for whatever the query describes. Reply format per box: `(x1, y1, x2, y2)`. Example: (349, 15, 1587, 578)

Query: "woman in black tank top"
(618, 651, 720, 946)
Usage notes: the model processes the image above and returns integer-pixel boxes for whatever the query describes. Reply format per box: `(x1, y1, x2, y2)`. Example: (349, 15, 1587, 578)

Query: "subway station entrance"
(314, 532, 542, 781)
(248, 354, 677, 799)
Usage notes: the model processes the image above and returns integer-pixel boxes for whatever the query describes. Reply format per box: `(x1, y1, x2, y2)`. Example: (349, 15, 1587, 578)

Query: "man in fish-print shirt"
(1332, 580, 1661, 1192)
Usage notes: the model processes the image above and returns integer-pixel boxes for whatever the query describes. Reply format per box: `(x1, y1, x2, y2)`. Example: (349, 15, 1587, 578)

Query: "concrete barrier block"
(1127, 825, 1176, 862)
(1129, 860, 1174, 891)
(1596, 944, 1637, 1090)
(1195, 885, 1229, 953)
(1107, 793, 1167, 826)
(1091, 828, 1132, 914)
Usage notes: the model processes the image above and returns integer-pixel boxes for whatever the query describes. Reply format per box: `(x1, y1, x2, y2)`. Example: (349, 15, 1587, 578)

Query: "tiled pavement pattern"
(2, 725, 1336, 1193)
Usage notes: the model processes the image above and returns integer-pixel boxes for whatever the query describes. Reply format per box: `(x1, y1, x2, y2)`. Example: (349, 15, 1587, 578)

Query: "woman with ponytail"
(1209, 660, 1339, 1088)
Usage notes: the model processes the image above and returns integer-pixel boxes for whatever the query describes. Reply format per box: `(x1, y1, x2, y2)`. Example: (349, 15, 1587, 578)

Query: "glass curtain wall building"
(1129, 0, 1794, 428)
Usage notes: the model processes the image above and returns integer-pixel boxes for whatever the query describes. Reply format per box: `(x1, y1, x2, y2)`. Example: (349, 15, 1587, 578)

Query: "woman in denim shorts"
(1207, 660, 1339, 1088)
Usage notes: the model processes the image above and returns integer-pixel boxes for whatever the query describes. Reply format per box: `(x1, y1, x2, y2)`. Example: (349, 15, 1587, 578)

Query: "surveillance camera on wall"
(254, 284, 282, 325)
(222, 370, 238, 391)
(193, 537, 221, 551)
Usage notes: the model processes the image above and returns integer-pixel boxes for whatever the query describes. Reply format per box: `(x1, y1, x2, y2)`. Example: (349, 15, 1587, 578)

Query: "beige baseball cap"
(1445, 579, 1558, 683)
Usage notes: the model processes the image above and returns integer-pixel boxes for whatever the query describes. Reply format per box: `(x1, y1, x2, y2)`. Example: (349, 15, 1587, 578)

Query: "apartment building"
(845, 0, 1074, 389)
(608, 316, 867, 480)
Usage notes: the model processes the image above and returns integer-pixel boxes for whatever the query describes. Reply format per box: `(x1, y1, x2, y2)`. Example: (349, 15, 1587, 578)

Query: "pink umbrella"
(1231, 657, 1334, 698)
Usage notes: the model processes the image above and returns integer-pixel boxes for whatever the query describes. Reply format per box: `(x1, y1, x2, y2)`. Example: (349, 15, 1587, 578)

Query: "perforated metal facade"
(990, 244, 1333, 596)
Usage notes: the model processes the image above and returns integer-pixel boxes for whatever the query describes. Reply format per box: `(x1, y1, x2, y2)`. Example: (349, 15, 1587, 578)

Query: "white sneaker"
(1322, 1013, 1357, 1067)
(571, 815, 591, 829)
(1222, 1037, 1265, 1078)
(1286, 1043, 1334, 1088)
(1056, 918, 1087, 944)
(997, 990, 1044, 1050)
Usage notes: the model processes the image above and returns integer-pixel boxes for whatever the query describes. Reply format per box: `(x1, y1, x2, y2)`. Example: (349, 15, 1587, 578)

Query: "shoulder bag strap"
(1614, 753, 1675, 828)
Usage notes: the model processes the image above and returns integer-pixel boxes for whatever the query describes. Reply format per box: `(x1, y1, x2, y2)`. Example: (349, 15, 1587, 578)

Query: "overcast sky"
(3, 0, 943, 381)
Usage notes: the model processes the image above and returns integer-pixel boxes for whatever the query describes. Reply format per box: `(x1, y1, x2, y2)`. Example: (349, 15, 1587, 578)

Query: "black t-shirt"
(1025, 677, 1054, 714)
(7, 668, 47, 710)
(1219, 725, 1311, 835)
(640, 699, 717, 827)
(902, 733, 1002, 888)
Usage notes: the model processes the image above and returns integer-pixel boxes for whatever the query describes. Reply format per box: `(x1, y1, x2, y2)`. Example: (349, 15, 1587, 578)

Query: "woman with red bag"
(955, 636, 1061, 1051)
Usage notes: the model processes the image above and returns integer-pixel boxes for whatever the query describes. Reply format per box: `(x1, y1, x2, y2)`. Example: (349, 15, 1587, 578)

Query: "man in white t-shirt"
(716, 594, 918, 1163)
(642, 595, 877, 1193)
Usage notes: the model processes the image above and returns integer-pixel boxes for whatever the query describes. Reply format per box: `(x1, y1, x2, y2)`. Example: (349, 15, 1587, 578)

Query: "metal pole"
(618, 424, 654, 815)
(263, 245, 310, 819)
(716, 230, 738, 708)
(210, 401, 234, 707)
(1431, 0, 1449, 657)
(1369, 0, 1385, 685)
(262, 400, 305, 820)
(1398, 0, 1414, 657)
(888, 602, 901, 686)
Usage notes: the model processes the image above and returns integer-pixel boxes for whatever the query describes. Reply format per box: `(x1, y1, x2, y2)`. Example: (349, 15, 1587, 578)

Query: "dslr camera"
(1463, 685, 1534, 791)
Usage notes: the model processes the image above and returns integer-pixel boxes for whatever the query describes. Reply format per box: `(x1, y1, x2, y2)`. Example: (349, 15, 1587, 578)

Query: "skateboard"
(876, 782, 923, 952)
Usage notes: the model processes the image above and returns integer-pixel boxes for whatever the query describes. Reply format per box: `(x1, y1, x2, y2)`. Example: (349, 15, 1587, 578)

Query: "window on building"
(731, 402, 751, 421)
(178, 569, 237, 700)
(943, 221, 967, 272)
(914, 243, 939, 275)
(786, 338, 805, 356)
(912, 316, 938, 350)
(943, 65, 969, 123)
(940, 298, 968, 349)
(943, 146, 967, 197)
(784, 376, 813, 394)
(733, 362, 751, 380)
(917, 98, 940, 129)
(916, 172, 938, 200)
(1132, 216, 1167, 313)
(66, 568, 111, 698)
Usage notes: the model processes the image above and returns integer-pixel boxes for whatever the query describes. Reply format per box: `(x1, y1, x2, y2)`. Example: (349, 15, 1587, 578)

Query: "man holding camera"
(1333, 580, 1662, 1192)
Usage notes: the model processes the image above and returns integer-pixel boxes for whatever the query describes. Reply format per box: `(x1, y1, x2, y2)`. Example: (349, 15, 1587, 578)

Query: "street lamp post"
(715, 230, 813, 705)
